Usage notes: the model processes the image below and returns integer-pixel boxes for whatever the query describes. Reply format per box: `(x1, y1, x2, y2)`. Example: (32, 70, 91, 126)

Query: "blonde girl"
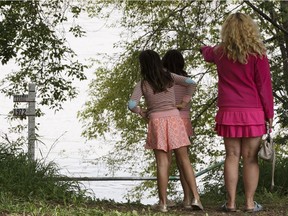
(200, 13, 274, 213)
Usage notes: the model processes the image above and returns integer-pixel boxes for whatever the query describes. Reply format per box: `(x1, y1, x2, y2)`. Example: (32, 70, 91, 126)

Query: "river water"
(0, 12, 163, 205)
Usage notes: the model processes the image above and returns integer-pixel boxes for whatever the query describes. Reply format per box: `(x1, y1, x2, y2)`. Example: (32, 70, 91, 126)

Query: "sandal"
(191, 198, 204, 210)
(166, 199, 176, 207)
(151, 204, 168, 213)
(183, 200, 192, 209)
(221, 202, 236, 212)
(245, 201, 263, 213)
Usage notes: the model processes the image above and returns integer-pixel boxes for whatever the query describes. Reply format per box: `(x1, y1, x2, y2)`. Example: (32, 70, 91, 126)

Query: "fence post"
(28, 83, 36, 160)
(13, 83, 36, 160)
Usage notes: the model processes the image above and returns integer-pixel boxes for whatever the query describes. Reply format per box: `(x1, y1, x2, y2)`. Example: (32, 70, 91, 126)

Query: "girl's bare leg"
(174, 146, 200, 201)
(223, 137, 241, 209)
(154, 149, 170, 207)
(176, 157, 192, 206)
(241, 137, 261, 210)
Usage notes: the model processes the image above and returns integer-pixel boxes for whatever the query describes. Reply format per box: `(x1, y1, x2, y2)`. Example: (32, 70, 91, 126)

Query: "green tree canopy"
(0, 0, 87, 111)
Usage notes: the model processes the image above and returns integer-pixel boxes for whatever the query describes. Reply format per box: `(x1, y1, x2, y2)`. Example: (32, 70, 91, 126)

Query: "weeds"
(0, 139, 89, 205)
(1, 138, 288, 215)
(200, 152, 288, 203)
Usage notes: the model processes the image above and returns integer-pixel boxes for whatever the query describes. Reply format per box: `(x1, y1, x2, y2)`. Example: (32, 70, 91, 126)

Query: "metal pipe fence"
(56, 160, 224, 182)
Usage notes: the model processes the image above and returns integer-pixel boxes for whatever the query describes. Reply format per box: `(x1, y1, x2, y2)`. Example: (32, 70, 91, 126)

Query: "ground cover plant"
(0, 139, 288, 216)
(0, 139, 89, 205)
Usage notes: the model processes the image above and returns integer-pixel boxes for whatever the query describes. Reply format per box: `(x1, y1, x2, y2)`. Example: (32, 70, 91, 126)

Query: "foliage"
(257, 154, 288, 196)
(1, 190, 288, 216)
(201, 153, 288, 199)
(0, 137, 287, 215)
(78, 1, 288, 201)
(0, 193, 156, 216)
(0, 139, 88, 204)
(0, 0, 87, 111)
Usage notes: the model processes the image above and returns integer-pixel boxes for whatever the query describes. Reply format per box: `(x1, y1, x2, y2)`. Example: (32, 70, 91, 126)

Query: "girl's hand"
(268, 118, 273, 129)
(139, 109, 149, 123)
(139, 109, 147, 118)
(176, 101, 187, 110)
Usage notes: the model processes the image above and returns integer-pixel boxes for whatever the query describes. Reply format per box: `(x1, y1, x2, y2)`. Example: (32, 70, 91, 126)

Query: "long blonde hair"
(220, 12, 266, 64)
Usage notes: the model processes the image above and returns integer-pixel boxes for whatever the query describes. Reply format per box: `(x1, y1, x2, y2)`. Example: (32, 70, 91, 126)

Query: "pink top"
(128, 73, 196, 118)
(201, 46, 274, 120)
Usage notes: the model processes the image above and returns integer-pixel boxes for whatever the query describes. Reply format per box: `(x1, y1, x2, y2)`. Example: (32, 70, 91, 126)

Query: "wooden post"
(28, 83, 36, 160)
(13, 83, 36, 160)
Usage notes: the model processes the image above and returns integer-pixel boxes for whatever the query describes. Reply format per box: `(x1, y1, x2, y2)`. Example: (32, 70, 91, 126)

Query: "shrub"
(200, 153, 288, 201)
(0, 140, 89, 204)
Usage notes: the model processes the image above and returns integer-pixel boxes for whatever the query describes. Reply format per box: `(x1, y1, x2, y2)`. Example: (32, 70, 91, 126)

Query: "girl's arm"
(254, 56, 274, 121)
(172, 73, 197, 106)
(200, 45, 216, 62)
(128, 81, 146, 117)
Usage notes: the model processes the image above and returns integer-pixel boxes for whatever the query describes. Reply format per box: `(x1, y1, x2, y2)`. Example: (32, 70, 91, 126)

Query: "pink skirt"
(215, 107, 266, 138)
(145, 111, 191, 152)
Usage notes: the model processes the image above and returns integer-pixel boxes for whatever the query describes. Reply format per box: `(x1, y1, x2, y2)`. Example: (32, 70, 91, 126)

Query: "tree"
(79, 1, 288, 201)
(0, 0, 87, 112)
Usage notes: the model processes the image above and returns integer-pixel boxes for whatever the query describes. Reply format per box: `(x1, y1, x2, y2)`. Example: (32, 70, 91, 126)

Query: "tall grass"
(258, 155, 288, 196)
(0, 139, 158, 215)
(0, 140, 89, 204)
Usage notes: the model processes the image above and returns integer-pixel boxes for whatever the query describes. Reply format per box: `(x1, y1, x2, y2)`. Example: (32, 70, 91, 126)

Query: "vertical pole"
(28, 83, 36, 161)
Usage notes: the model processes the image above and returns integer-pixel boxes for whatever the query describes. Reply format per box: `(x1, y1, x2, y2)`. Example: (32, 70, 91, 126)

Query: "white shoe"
(151, 204, 168, 212)
(167, 199, 176, 207)
(191, 198, 204, 210)
(183, 201, 192, 209)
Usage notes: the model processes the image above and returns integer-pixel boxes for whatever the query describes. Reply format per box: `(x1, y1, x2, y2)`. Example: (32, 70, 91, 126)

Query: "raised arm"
(200, 45, 216, 63)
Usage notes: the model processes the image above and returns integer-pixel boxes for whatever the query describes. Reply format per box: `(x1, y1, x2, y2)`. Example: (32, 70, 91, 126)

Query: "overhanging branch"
(244, 0, 288, 36)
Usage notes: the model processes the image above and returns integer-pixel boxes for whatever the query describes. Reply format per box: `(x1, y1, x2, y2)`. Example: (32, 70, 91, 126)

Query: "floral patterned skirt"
(181, 117, 193, 137)
(145, 111, 190, 152)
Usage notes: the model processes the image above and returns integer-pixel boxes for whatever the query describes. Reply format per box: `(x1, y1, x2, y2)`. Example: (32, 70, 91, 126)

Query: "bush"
(201, 153, 288, 201)
(258, 155, 288, 196)
(0, 140, 89, 204)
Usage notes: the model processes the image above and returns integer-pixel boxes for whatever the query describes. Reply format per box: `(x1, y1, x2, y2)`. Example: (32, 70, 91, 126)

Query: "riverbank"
(1, 195, 287, 216)
(82, 197, 288, 215)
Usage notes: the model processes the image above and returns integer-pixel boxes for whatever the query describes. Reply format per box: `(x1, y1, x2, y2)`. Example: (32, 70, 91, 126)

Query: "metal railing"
(56, 160, 224, 182)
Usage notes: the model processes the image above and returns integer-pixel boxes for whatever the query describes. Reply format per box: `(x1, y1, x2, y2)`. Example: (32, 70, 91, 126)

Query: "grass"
(1, 141, 288, 216)
(1, 191, 288, 216)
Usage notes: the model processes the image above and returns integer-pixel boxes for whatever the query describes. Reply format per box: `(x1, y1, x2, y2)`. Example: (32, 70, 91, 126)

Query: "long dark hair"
(162, 49, 188, 76)
(139, 50, 173, 93)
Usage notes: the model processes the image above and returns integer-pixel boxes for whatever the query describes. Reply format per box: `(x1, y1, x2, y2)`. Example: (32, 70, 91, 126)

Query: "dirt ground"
(166, 204, 288, 215)
(1, 201, 288, 216)
(102, 201, 288, 216)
